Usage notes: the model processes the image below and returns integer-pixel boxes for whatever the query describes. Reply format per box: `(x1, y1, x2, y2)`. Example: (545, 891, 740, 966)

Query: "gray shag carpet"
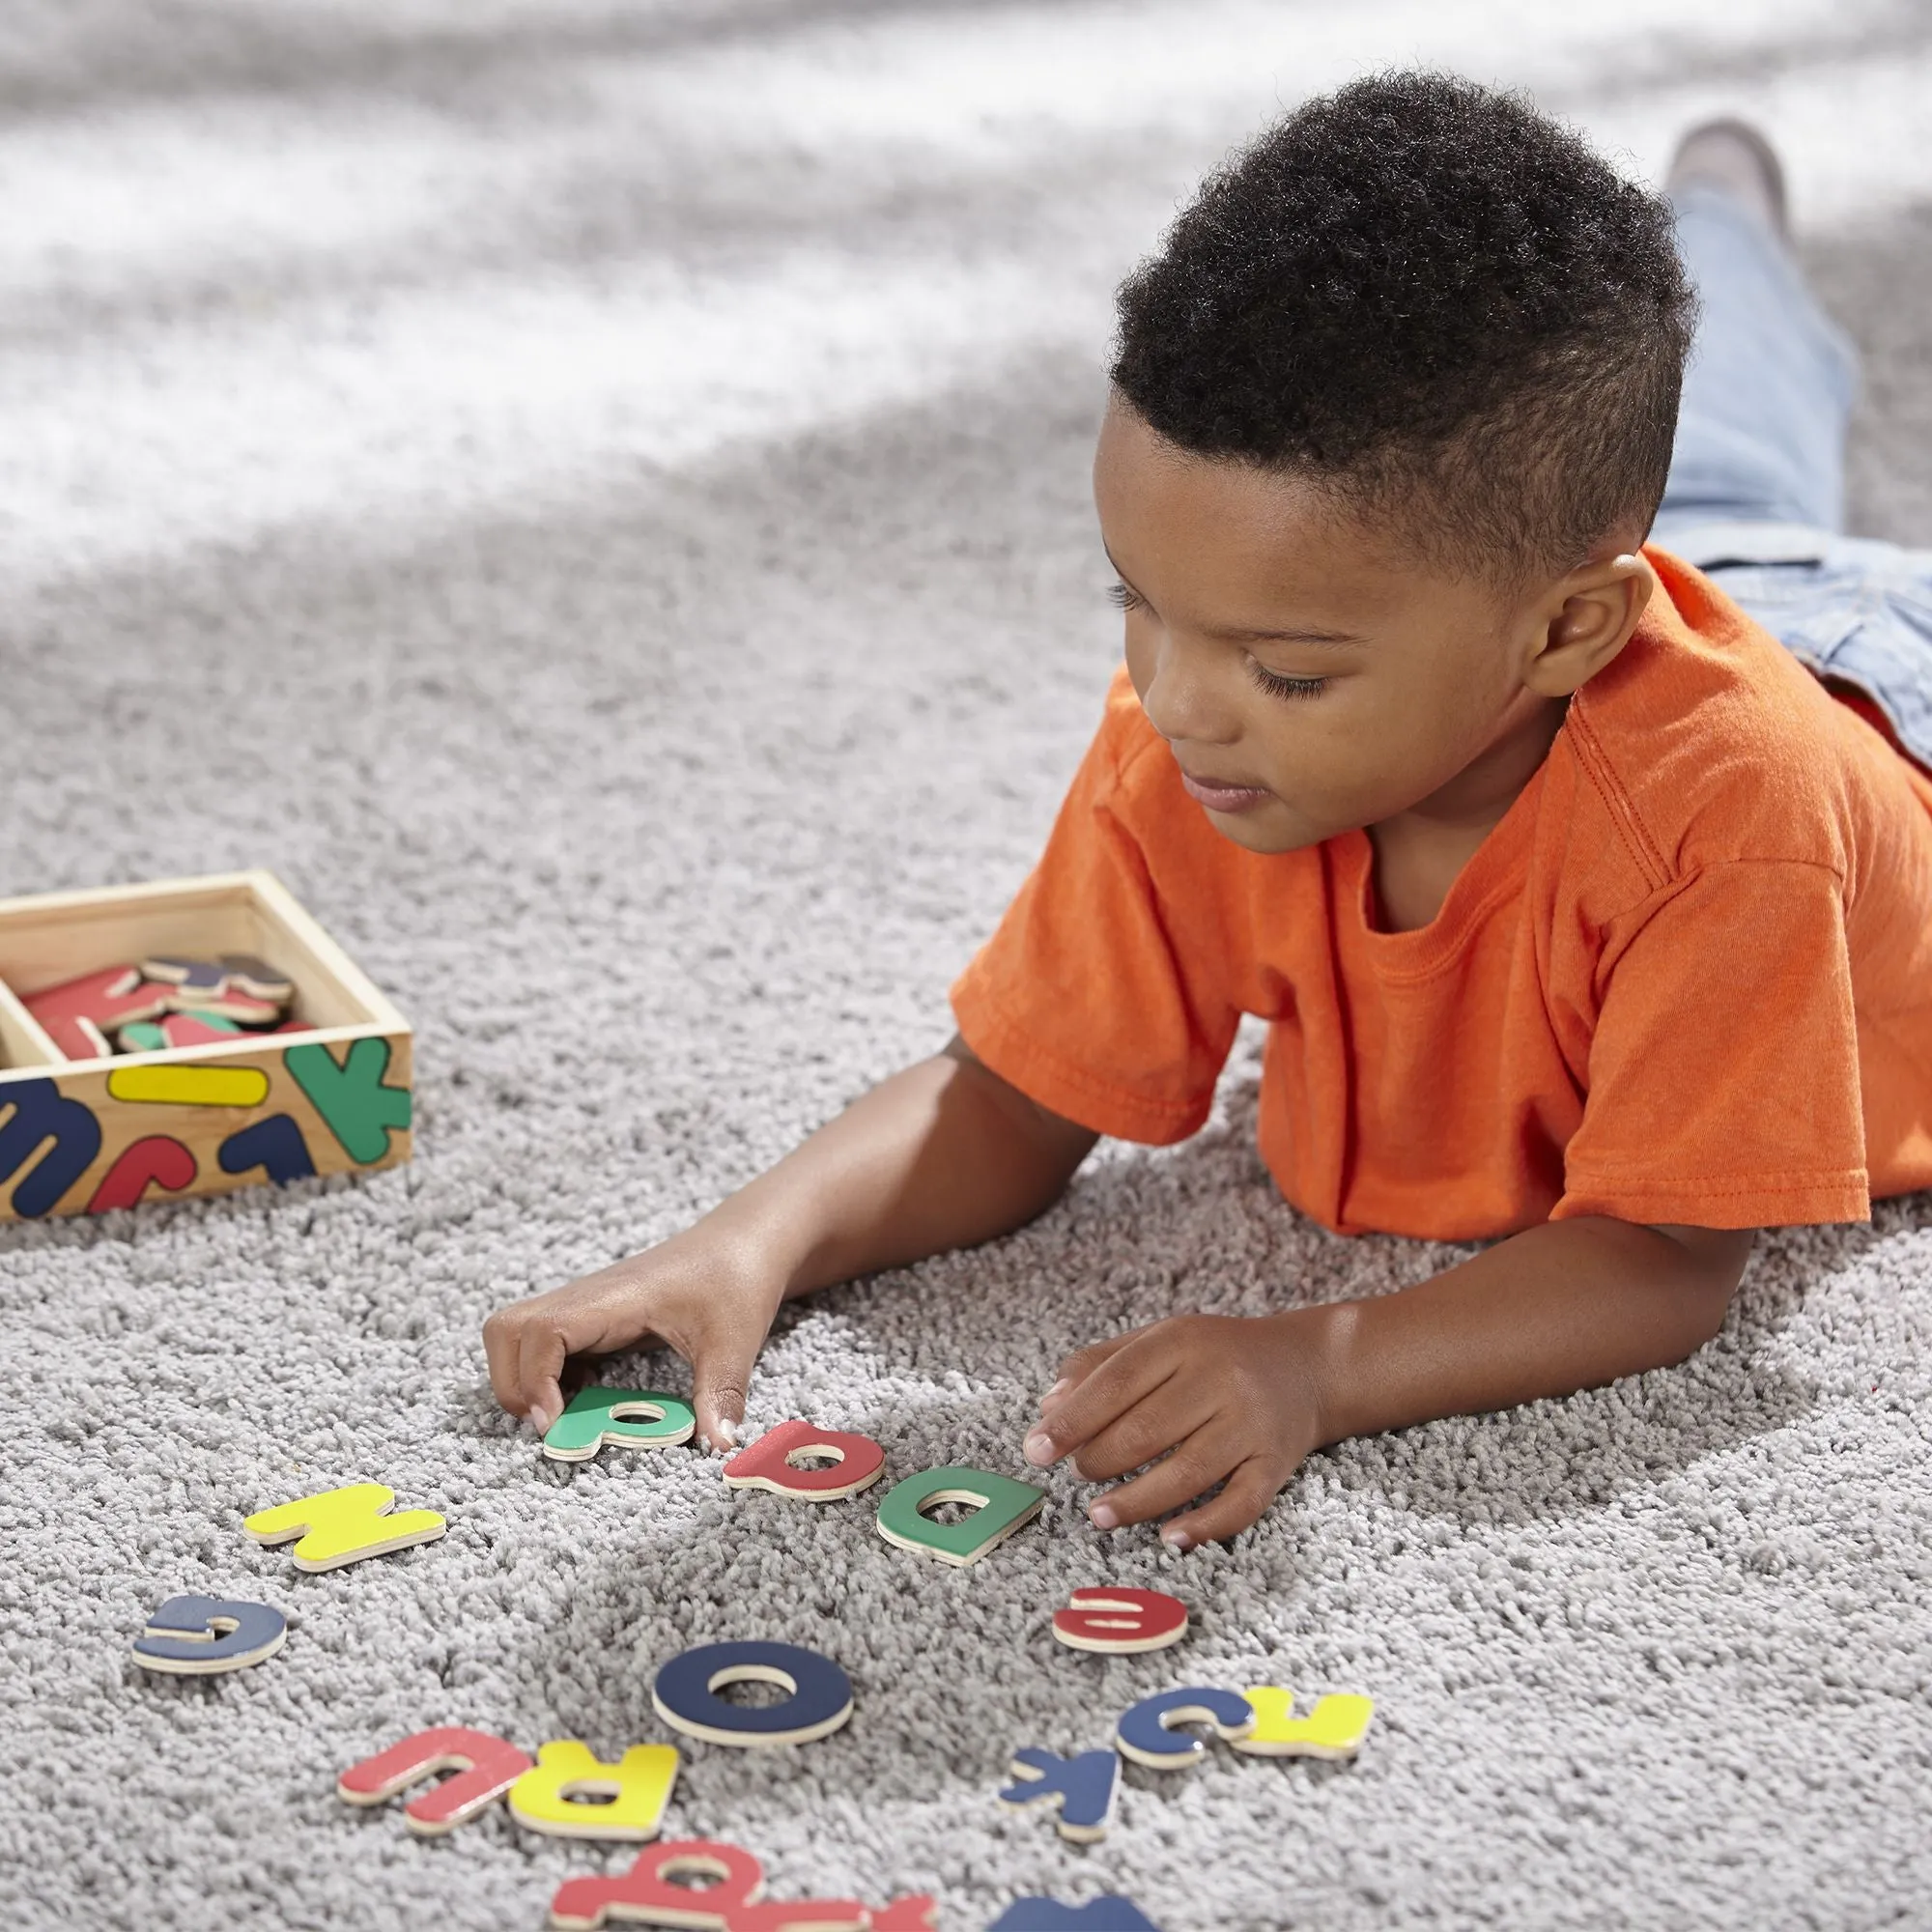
(4, 5, 1932, 1929)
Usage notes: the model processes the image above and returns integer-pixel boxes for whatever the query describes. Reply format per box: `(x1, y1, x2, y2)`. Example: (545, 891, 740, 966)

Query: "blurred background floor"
(3, 6, 1930, 1931)
(5, 0, 1931, 591)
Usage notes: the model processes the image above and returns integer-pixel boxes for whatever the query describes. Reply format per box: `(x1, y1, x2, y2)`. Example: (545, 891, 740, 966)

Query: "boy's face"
(1093, 399, 1637, 856)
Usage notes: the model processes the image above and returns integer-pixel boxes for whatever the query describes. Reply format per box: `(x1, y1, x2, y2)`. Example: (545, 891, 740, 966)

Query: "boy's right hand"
(480, 1041, 1094, 1457)
(482, 1235, 784, 1452)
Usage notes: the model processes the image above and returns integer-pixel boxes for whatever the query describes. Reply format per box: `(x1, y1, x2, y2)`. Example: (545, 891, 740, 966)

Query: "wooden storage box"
(0, 871, 412, 1222)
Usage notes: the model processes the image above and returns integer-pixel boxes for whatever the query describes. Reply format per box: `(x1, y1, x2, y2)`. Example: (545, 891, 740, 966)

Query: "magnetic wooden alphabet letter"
(1050, 1587, 1188, 1656)
(1227, 1688, 1375, 1760)
(722, 1901, 868, 1932)
(130, 1594, 287, 1675)
(23, 967, 167, 1059)
(548, 1836, 765, 1928)
(337, 1726, 536, 1834)
(243, 1483, 447, 1571)
(218, 953, 297, 1004)
(984, 1899, 1162, 1931)
(996, 1747, 1120, 1843)
(166, 986, 283, 1024)
(158, 1009, 246, 1048)
(543, 1387, 697, 1462)
(1113, 1686, 1255, 1768)
(864, 1903, 939, 1931)
(651, 1640, 854, 1748)
(873, 1466, 1045, 1567)
(722, 1419, 887, 1502)
(139, 955, 230, 994)
(510, 1741, 681, 1841)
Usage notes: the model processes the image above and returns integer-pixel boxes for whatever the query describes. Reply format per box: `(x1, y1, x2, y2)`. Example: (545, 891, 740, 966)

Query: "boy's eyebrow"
(1202, 622, 1366, 649)
(1106, 553, 1366, 649)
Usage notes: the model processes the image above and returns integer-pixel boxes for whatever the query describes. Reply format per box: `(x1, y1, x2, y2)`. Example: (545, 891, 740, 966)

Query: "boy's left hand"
(1022, 1311, 1326, 1549)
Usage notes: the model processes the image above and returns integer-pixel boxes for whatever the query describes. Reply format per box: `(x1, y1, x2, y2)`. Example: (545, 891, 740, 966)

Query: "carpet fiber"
(4, 5, 1932, 1928)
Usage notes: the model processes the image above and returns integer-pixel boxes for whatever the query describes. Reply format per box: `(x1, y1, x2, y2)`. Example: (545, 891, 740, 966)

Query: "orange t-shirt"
(951, 550, 1932, 1239)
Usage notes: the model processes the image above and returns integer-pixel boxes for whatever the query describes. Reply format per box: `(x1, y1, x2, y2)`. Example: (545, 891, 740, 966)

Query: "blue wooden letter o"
(650, 1640, 853, 1748)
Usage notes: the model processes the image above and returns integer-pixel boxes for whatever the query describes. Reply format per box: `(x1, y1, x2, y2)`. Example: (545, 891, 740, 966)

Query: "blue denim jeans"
(1651, 185, 1932, 768)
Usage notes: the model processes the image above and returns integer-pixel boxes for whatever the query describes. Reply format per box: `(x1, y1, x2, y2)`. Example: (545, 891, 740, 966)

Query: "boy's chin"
(1196, 799, 1331, 857)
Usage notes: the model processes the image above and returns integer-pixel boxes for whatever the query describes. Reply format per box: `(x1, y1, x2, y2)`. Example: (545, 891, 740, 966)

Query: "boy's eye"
(1107, 581, 1147, 612)
(1248, 661, 1328, 702)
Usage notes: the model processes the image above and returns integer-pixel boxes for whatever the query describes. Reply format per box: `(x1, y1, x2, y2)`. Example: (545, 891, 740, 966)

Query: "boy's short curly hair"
(1111, 72, 1697, 582)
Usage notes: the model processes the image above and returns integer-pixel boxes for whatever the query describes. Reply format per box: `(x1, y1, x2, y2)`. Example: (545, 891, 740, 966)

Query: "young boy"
(484, 76, 1932, 1549)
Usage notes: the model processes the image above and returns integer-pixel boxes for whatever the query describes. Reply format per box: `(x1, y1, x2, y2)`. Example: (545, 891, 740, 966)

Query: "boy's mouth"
(1177, 765, 1275, 814)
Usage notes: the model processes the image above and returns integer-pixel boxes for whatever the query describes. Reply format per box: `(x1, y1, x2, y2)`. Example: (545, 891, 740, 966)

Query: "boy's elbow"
(940, 1034, 1100, 1175)
(1652, 1222, 1756, 1350)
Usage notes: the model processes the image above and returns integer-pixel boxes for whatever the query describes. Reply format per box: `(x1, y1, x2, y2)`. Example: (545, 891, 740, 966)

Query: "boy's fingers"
(1161, 1456, 1289, 1549)
(1085, 1421, 1239, 1529)
(481, 1312, 525, 1417)
(518, 1322, 568, 1436)
(1050, 1330, 1141, 1396)
(1027, 1338, 1175, 1465)
(1070, 1381, 1214, 1484)
(691, 1315, 764, 1454)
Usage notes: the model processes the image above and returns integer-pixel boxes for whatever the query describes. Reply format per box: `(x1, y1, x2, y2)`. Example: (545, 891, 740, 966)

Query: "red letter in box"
(23, 967, 169, 1060)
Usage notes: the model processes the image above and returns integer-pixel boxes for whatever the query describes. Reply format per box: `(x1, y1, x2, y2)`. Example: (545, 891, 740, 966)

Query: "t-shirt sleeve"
(950, 701, 1243, 1144)
(1553, 858, 1870, 1228)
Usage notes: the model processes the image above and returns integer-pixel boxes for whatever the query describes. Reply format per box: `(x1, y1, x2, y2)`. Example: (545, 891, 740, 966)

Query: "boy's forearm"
(694, 1038, 1098, 1299)
(1302, 1214, 1755, 1447)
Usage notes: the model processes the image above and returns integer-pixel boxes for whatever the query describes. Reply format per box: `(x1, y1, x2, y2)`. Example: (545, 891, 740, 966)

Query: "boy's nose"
(1133, 639, 1240, 751)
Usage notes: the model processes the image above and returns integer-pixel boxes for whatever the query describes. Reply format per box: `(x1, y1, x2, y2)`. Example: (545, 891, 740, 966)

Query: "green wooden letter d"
(874, 1464, 1045, 1567)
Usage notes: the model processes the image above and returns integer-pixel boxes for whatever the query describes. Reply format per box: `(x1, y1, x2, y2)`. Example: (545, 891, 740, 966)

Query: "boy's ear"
(1521, 552, 1656, 696)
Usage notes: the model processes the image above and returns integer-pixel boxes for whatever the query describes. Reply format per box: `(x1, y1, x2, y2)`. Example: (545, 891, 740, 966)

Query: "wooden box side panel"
(0, 980, 62, 1071)
(244, 871, 408, 1036)
(0, 1028, 413, 1223)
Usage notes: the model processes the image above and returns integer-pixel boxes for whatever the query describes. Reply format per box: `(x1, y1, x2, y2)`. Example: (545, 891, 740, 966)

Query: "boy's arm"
(733, 1037, 1098, 1299)
(1028, 1214, 1756, 1548)
(482, 1039, 1094, 1447)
